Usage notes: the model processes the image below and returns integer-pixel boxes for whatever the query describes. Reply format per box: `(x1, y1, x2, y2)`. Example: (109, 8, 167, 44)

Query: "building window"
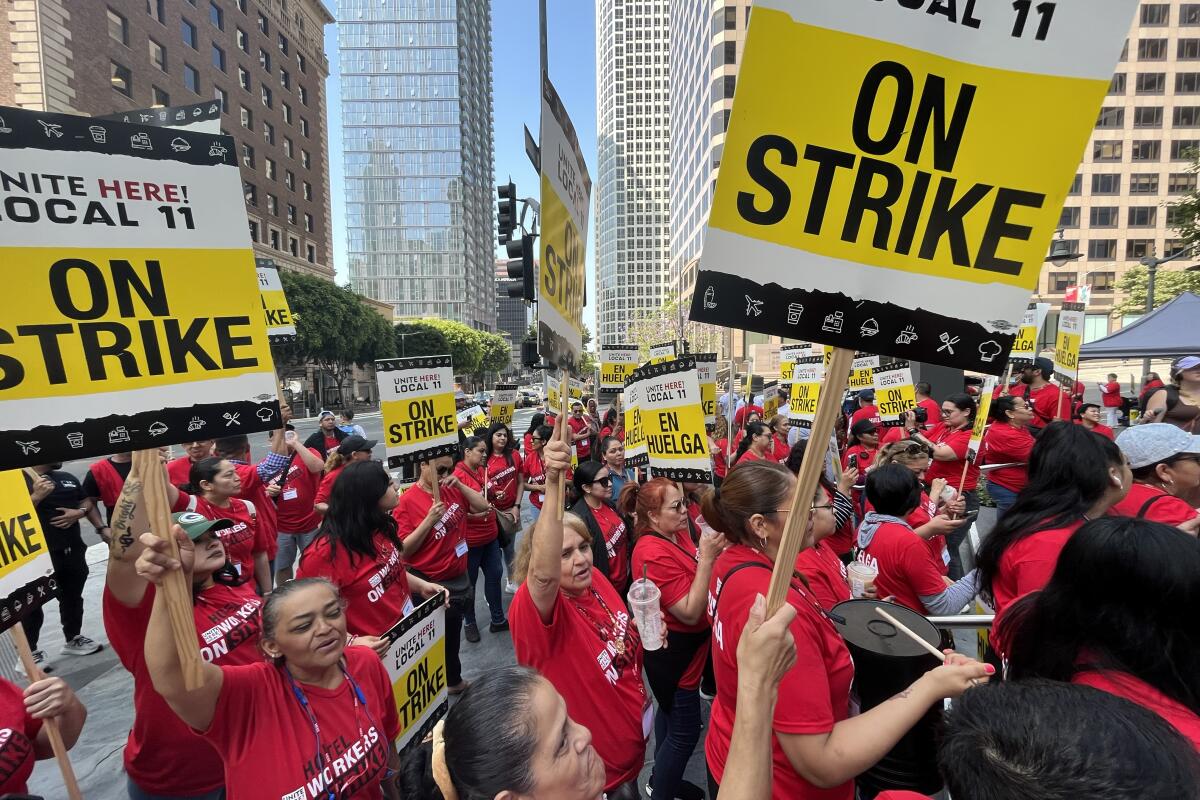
(209, 2, 223, 29)
(288, 236, 298, 257)
(724, 41, 736, 64)
(297, 53, 307, 73)
(182, 18, 198, 49)
(265, 158, 276, 180)
(1132, 140, 1161, 161)
(270, 228, 280, 249)
(248, 219, 258, 242)
(1128, 206, 1158, 226)
(241, 143, 254, 168)
(1136, 72, 1165, 94)
(263, 121, 274, 143)
(111, 61, 132, 97)
(1093, 141, 1123, 161)
(723, 75, 736, 99)
(267, 194, 277, 215)
(1089, 206, 1119, 227)
(1179, 73, 1200, 95)
(244, 182, 257, 205)
(1109, 73, 1126, 94)
(147, 0, 166, 23)
(279, 68, 290, 90)
(284, 170, 294, 189)
(1129, 173, 1160, 193)
(239, 105, 252, 128)
(1185, 4, 1200, 25)
(1120, 38, 1129, 61)
(1165, 238, 1189, 256)
(236, 28, 249, 53)
(298, 85, 308, 105)
(1141, 4, 1169, 25)
(1126, 239, 1154, 259)
(1134, 106, 1163, 127)
(278, 34, 289, 54)
(1095, 107, 1124, 128)
(1181, 39, 1200, 59)
(237, 0, 247, 12)
(1087, 272, 1117, 292)
(261, 86, 273, 108)
(238, 66, 250, 90)
(1049, 272, 1076, 293)
(1176, 107, 1200, 127)
(214, 86, 228, 112)
(302, 181, 312, 200)
(306, 243, 315, 263)
(303, 212, 312, 232)
(1172, 139, 1200, 160)
(1091, 174, 1121, 194)
(1087, 239, 1117, 260)
(283, 137, 293, 158)
(299, 119, 309, 139)
(259, 49, 271, 71)
(149, 39, 167, 71)
(152, 85, 170, 106)
(212, 44, 225, 71)
(724, 6, 737, 29)
(1059, 207, 1080, 228)
(1139, 38, 1168, 60)
(1067, 174, 1082, 195)
(282, 102, 292, 123)
(1169, 172, 1198, 194)
(108, 9, 129, 45)
(257, 12, 269, 34)
(1168, 205, 1193, 227)
(286, 204, 296, 224)
(301, 150, 310, 169)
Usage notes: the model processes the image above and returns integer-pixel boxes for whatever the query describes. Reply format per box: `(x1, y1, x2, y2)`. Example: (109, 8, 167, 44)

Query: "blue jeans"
(946, 490, 980, 580)
(651, 687, 703, 798)
(988, 481, 1020, 518)
(465, 538, 505, 626)
(275, 527, 320, 577)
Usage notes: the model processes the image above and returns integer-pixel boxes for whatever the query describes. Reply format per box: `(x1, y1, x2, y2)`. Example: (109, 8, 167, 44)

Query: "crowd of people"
(5, 354, 1200, 799)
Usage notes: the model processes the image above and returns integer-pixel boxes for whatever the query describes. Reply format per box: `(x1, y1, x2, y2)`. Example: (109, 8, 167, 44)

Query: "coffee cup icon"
(88, 125, 107, 143)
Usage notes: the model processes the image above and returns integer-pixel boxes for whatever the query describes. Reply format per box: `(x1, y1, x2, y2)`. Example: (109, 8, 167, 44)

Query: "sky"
(321, 0, 599, 332)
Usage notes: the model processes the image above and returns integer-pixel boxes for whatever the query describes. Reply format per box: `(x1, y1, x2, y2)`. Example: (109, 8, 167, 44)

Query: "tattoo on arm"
(890, 688, 913, 702)
(109, 477, 143, 559)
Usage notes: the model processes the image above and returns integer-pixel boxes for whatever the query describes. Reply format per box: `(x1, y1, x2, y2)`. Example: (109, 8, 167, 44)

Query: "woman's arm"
(667, 532, 726, 626)
(138, 528, 225, 731)
(778, 656, 991, 788)
(527, 421, 573, 623)
(1142, 388, 1170, 423)
(253, 551, 272, 594)
(291, 440, 325, 474)
(399, 497, 446, 559)
(919, 570, 980, 615)
(24, 677, 87, 759)
(445, 474, 490, 512)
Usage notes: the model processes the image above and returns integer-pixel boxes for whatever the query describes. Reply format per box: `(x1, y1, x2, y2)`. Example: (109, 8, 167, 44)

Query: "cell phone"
(848, 453, 858, 469)
(961, 510, 979, 523)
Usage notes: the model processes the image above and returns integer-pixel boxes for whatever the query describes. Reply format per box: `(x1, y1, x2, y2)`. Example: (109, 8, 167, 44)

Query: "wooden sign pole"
(726, 360, 738, 472)
(555, 370, 570, 521)
(767, 347, 854, 614)
(131, 449, 205, 690)
(426, 461, 440, 503)
(10, 624, 82, 800)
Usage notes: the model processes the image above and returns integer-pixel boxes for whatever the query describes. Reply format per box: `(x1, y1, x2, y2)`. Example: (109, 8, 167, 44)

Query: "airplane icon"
(745, 295, 764, 317)
(38, 121, 63, 138)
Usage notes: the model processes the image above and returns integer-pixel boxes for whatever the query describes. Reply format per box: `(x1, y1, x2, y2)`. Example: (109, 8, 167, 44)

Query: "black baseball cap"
(337, 434, 377, 456)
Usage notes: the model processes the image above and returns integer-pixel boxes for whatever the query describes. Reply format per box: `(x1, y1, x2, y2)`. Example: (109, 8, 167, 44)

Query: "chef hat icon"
(978, 341, 1003, 363)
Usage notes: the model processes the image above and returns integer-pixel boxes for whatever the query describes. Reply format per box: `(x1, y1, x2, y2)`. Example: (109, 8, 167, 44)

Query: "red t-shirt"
(992, 520, 1084, 616)
(103, 582, 262, 795)
(454, 463, 497, 548)
(297, 532, 413, 636)
(924, 424, 979, 492)
(879, 425, 906, 446)
(713, 438, 733, 478)
(166, 456, 198, 488)
(632, 530, 709, 689)
(706, 546, 854, 799)
(569, 415, 592, 457)
(393, 484, 468, 581)
(907, 492, 950, 576)
(795, 540, 852, 609)
(1109, 482, 1199, 527)
(200, 647, 400, 800)
(173, 493, 268, 582)
(323, 434, 340, 452)
(1073, 670, 1200, 750)
(735, 448, 765, 466)
(275, 449, 324, 534)
(917, 398, 941, 430)
(772, 435, 791, 463)
(850, 405, 881, 430)
(860, 521, 948, 614)
(486, 453, 523, 510)
(1101, 381, 1124, 408)
(509, 572, 648, 791)
(1009, 382, 1065, 428)
(523, 450, 546, 510)
(314, 464, 344, 507)
(982, 423, 1035, 492)
(842, 444, 877, 472)
(592, 502, 630, 591)
(233, 462, 278, 559)
(1077, 420, 1116, 440)
(0, 678, 42, 795)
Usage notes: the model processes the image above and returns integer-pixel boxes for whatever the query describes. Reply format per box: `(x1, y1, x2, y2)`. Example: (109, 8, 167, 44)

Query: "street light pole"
(1138, 244, 1197, 376)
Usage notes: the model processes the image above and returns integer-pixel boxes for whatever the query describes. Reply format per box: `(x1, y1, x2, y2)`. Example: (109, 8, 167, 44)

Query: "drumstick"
(874, 606, 947, 662)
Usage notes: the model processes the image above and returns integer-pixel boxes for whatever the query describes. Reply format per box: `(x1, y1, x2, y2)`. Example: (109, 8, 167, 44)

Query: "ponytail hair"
(185, 457, 228, 496)
(734, 421, 770, 462)
(699, 461, 792, 547)
(617, 476, 677, 537)
(323, 450, 346, 474)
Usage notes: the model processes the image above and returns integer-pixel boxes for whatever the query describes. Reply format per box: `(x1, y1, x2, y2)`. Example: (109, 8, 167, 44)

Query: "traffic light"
(505, 234, 536, 303)
(497, 181, 517, 245)
(521, 338, 539, 368)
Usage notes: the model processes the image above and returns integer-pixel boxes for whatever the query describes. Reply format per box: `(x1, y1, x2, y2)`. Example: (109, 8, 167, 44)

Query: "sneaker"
(463, 622, 481, 643)
(15, 650, 51, 678)
(61, 635, 102, 657)
(504, 581, 519, 594)
(489, 620, 509, 633)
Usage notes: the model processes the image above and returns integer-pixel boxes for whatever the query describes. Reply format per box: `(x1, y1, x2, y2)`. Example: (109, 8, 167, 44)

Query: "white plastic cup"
(628, 578, 663, 651)
(847, 561, 879, 599)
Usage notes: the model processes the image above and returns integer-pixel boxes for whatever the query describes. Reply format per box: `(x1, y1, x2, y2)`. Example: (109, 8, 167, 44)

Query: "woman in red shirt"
(1109, 423, 1200, 532)
(768, 414, 792, 463)
(454, 436, 504, 642)
(712, 417, 735, 486)
(977, 422, 1131, 620)
(172, 457, 272, 593)
(570, 461, 633, 593)
(509, 425, 650, 797)
(982, 396, 1037, 516)
(486, 422, 526, 606)
(1075, 403, 1115, 440)
(0, 673, 85, 797)
(624, 478, 725, 800)
(905, 393, 978, 580)
(522, 413, 546, 455)
(106, 508, 262, 798)
(599, 406, 623, 442)
(141, 540, 402, 800)
(298, 461, 447, 651)
(524, 423, 553, 521)
(872, 441, 964, 576)
(733, 421, 772, 466)
(1004, 516, 1200, 749)
(700, 461, 991, 799)
(393, 453, 490, 695)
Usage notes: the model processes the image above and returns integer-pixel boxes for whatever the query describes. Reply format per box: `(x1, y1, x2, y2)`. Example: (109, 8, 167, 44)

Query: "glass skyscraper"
(340, 0, 496, 331)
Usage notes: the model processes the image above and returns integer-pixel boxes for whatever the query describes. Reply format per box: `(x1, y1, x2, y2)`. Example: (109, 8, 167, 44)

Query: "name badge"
(402, 597, 415, 618)
(942, 545, 951, 566)
(282, 488, 299, 501)
(454, 539, 469, 558)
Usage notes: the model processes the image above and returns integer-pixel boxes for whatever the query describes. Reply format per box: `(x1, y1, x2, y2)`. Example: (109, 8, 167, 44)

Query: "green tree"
(394, 321, 450, 358)
(420, 318, 483, 377)
(626, 292, 722, 358)
(476, 332, 513, 382)
(1112, 266, 1200, 317)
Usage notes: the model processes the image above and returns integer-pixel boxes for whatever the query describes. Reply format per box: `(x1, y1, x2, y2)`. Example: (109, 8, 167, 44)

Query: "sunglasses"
(589, 476, 612, 488)
(530, 436, 543, 443)
(435, 465, 452, 477)
(664, 499, 687, 512)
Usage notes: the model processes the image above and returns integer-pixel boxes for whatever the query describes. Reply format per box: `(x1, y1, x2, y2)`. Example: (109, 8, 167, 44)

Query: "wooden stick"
(132, 449, 206, 690)
(874, 606, 947, 662)
(767, 347, 854, 614)
(726, 361, 739, 472)
(554, 370, 570, 521)
(425, 461, 440, 503)
(10, 624, 83, 800)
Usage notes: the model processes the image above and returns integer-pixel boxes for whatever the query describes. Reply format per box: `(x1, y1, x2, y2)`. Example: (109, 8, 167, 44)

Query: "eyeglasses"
(530, 436, 543, 443)
(940, 408, 954, 415)
(664, 499, 687, 512)
(590, 476, 612, 488)
(435, 465, 452, 477)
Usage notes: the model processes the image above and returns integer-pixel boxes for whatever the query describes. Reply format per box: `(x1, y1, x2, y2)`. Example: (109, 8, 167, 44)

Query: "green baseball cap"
(172, 511, 233, 541)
